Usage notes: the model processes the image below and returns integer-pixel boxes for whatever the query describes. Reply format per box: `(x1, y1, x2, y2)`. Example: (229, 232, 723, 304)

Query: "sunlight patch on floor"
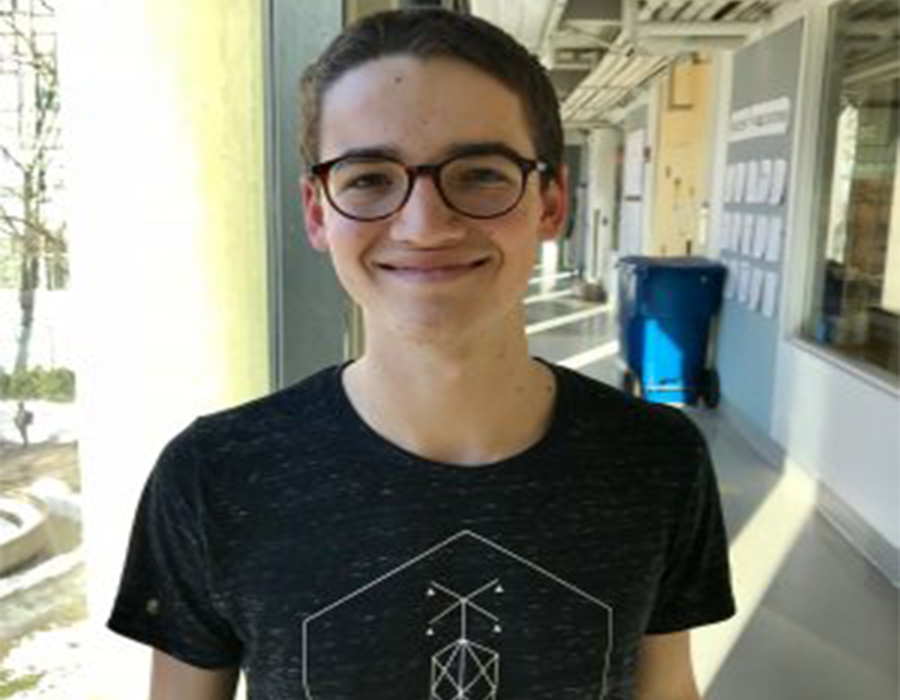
(692, 462, 817, 693)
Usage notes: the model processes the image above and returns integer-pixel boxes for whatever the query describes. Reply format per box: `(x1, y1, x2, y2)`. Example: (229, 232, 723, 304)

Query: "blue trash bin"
(617, 256, 726, 406)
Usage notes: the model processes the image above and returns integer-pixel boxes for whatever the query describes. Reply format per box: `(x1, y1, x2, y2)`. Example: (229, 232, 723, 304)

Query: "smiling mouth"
(376, 258, 490, 280)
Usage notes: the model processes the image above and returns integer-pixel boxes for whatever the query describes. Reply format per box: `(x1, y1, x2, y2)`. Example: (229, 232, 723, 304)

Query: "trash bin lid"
(619, 255, 724, 271)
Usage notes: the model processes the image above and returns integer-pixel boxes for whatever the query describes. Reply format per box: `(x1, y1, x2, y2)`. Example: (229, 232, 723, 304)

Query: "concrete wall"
(716, 19, 803, 449)
(584, 126, 621, 288)
(59, 0, 270, 695)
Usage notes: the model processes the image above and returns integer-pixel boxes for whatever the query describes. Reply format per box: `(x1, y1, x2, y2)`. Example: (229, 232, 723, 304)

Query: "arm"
(150, 650, 239, 700)
(634, 631, 701, 700)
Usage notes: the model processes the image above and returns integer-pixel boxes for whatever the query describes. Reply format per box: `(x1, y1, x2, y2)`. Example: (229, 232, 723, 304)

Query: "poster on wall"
(769, 159, 788, 205)
(749, 268, 765, 311)
(763, 272, 779, 317)
(753, 216, 768, 258)
(746, 160, 759, 203)
(716, 18, 802, 424)
(724, 260, 736, 299)
(728, 96, 792, 143)
(734, 162, 747, 203)
(738, 262, 752, 303)
(757, 159, 773, 203)
(766, 217, 783, 262)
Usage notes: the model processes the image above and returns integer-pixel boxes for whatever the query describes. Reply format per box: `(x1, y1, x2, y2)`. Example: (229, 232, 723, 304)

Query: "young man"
(109, 8, 735, 700)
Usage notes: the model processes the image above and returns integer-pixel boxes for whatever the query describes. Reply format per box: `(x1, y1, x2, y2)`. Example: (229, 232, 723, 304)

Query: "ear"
(301, 176, 329, 251)
(537, 163, 570, 242)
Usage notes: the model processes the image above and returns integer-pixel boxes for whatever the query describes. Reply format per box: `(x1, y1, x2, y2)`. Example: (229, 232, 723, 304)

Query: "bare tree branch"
(0, 15, 56, 76)
(0, 143, 26, 172)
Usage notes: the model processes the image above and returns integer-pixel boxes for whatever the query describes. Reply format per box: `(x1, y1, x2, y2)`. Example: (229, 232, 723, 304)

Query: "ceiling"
(470, 0, 803, 127)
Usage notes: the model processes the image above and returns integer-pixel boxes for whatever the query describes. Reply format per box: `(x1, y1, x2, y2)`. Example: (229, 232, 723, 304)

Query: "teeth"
(377, 260, 487, 272)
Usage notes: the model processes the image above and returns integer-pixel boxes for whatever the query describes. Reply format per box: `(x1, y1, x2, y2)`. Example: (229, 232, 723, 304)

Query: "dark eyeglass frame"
(309, 149, 551, 222)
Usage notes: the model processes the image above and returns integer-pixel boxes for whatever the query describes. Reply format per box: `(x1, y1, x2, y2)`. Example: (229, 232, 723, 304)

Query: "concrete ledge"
(0, 496, 49, 576)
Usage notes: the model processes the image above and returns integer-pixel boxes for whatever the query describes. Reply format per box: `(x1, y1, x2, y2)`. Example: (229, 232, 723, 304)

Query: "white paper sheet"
(753, 216, 769, 259)
(757, 159, 773, 205)
(765, 216, 783, 262)
(769, 158, 788, 205)
(720, 212, 732, 251)
(734, 162, 747, 204)
(749, 267, 765, 311)
(730, 97, 792, 142)
(738, 262, 752, 304)
(724, 259, 738, 299)
(763, 271, 779, 317)
(730, 214, 741, 254)
(746, 160, 759, 203)
(741, 214, 755, 256)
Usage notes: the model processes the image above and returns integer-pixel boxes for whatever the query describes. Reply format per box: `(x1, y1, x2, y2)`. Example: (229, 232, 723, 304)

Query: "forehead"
(319, 56, 534, 161)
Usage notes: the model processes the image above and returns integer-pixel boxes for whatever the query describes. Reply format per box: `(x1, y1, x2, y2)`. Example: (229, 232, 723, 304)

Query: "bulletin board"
(715, 19, 804, 433)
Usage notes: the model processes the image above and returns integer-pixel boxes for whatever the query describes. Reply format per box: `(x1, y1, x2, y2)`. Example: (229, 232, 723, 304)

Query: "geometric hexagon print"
(302, 530, 612, 699)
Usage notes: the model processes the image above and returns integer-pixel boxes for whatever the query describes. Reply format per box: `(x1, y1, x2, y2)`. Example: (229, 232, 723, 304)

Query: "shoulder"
(546, 363, 712, 499)
(151, 364, 347, 484)
(550, 362, 705, 450)
(194, 363, 344, 445)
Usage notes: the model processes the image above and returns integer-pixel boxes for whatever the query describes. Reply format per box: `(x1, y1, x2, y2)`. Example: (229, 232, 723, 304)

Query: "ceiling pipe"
(637, 20, 756, 36)
(637, 36, 747, 53)
(537, 0, 571, 67)
(621, 0, 638, 44)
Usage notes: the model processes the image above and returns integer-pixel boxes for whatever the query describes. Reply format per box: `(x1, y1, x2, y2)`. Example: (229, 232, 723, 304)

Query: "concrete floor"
(524, 264, 899, 700)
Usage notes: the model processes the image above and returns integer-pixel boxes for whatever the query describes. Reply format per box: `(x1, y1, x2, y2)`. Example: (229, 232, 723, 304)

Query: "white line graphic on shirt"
(301, 529, 614, 699)
(427, 579, 502, 700)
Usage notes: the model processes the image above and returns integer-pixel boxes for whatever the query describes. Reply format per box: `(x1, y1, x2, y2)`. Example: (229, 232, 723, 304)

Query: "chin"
(385, 305, 524, 347)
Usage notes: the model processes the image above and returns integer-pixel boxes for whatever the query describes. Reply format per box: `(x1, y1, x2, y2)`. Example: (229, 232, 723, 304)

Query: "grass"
(0, 668, 45, 698)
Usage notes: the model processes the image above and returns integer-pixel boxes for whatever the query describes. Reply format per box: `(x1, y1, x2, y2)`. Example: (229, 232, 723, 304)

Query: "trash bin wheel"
(701, 368, 720, 408)
(622, 369, 643, 399)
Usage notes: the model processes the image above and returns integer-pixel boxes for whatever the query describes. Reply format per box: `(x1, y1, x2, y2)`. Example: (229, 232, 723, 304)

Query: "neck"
(342, 323, 556, 466)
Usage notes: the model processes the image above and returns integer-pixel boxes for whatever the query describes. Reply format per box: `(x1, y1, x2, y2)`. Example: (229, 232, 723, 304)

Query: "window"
(804, 0, 900, 381)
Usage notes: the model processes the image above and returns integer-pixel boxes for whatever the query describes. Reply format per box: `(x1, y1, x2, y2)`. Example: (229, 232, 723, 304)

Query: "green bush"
(0, 366, 76, 402)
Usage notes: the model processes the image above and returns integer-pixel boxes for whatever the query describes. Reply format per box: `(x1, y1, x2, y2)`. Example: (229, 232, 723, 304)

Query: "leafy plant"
(0, 668, 45, 697)
(0, 365, 75, 402)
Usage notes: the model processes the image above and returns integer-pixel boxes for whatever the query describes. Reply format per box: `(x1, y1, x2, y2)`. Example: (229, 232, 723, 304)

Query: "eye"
(444, 155, 520, 191)
(331, 161, 403, 196)
(458, 167, 512, 185)
(343, 172, 395, 190)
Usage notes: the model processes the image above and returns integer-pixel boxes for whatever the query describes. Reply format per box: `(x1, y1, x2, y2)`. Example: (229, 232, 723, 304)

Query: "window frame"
(788, 0, 900, 394)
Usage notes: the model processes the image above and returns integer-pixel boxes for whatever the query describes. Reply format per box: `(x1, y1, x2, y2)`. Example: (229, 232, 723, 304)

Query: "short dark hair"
(299, 8, 563, 184)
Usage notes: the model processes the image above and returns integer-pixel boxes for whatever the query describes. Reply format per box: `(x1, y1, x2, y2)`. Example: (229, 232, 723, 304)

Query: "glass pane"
(804, 0, 900, 380)
(0, 0, 85, 694)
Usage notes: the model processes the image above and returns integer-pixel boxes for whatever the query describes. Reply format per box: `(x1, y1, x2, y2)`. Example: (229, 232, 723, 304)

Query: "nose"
(389, 173, 466, 247)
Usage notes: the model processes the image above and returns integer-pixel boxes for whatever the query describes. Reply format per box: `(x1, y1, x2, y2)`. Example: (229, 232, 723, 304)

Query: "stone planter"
(0, 496, 49, 576)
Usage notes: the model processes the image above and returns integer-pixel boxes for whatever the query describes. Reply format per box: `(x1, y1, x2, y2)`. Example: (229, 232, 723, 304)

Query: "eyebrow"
(335, 141, 529, 163)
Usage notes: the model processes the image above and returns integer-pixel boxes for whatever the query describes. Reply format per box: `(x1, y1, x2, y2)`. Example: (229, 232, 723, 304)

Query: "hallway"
(524, 262, 899, 700)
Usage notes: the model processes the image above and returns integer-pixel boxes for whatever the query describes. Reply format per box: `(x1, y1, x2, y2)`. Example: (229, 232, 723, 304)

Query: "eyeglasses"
(309, 149, 550, 222)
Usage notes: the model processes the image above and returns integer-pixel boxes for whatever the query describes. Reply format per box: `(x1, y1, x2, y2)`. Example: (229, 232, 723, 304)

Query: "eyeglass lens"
(327, 154, 526, 220)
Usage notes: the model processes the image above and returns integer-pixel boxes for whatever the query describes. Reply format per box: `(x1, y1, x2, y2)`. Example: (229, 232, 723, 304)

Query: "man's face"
(302, 55, 567, 345)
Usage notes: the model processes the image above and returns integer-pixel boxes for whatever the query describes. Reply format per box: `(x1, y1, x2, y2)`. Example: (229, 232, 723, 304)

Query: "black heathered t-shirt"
(108, 361, 735, 700)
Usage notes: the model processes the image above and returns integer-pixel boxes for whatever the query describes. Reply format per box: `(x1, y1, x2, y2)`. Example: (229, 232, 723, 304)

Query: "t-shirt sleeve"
(645, 421, 736, 634)
(107, 424, 242, 668)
